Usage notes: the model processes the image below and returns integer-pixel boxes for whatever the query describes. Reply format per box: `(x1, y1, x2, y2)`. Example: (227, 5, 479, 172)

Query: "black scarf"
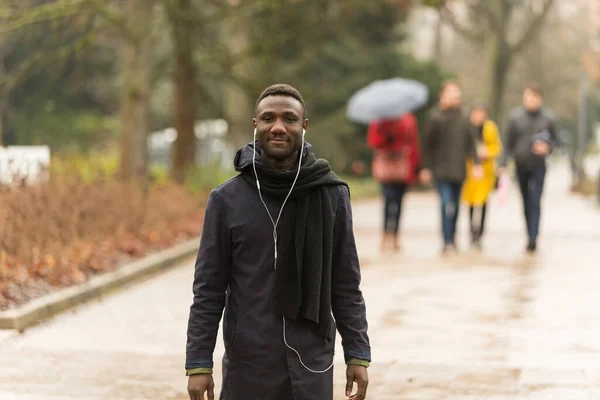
(235, 145, 347, 340)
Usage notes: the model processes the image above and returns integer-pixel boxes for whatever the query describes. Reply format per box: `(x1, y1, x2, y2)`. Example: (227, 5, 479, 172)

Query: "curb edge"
(0, 237, 200, 331)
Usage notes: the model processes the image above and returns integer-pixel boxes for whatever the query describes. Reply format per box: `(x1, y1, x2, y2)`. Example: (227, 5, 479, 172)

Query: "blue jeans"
(516, 166, 546, 242)
(382, 183, 407, 234)
(437, 181, 463, 244)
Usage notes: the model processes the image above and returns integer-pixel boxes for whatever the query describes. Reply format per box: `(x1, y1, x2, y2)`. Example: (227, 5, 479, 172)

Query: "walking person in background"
(461, 104, 503, 249)
(419, 80, 482, 253)
(367, 112, 422, 252)
(499, 83, 561, 253)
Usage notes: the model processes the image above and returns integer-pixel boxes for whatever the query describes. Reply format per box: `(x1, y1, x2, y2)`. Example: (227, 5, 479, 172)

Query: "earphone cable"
(252, 129, 334, 374)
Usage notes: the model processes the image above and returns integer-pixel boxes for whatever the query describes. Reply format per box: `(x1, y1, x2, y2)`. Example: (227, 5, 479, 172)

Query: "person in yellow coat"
(462, 104, 503, 248)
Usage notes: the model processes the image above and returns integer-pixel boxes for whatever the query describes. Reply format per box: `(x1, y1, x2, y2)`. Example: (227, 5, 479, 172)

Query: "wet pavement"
(1, 160, 600, 399)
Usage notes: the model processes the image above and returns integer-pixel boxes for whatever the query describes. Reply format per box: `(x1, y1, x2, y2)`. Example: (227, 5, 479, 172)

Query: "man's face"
(470, 108, 487, 126)
(523, 88, 543, 111)
(440, 84, 462, 109)
(253, 95, 308, 162)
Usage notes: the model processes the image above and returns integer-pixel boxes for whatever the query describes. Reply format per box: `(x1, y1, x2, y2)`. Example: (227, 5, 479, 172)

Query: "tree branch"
(510, 0, 555, 55)
(83, 0, 135, 42)
(0, 20, 107, 94)
(440, 2, 484, 42)
(0, 0, 90, 34)
(473, 2, 500, 32)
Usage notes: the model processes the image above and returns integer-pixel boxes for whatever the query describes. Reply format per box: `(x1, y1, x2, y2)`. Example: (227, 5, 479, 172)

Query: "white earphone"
(252, 127, 334, 374)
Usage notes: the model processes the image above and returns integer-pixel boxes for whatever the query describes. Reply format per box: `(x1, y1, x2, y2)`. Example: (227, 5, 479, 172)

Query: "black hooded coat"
(186, 142, 370, 400)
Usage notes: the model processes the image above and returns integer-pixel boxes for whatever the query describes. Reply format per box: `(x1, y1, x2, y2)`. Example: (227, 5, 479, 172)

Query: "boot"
(471, 231, 482, 251)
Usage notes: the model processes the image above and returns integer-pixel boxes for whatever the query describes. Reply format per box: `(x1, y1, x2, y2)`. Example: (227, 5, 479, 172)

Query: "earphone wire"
(252, 128, 334, 374)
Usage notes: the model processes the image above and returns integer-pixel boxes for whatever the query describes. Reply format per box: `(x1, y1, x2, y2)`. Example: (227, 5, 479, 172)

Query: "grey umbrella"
(347, 78, 429, 124)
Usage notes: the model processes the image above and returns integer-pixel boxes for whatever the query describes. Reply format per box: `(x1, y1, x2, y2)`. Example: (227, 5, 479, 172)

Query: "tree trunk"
(433, 11, 443, 63)
(0, 49, 5, 147)
(170, 0, 197, 183)
(483, 34, 510, 121)
(0, 105, 4, 147)
(224, 5, 253, 148)
(119, 0, 153, 192)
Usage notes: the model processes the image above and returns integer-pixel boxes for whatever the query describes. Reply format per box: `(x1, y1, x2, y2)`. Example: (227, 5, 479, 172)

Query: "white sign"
(0, 146, 51, 186)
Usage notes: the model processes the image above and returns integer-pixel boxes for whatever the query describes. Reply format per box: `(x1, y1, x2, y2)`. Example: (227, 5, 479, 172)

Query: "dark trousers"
(437, 180, 463, 244)
(382, 183, 407, 234)
(516, 166, 546, 242)
(469, 203, 487, 240)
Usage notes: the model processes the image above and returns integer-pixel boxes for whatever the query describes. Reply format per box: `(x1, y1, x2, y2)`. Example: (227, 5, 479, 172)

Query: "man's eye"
(285, 117, 297, 123)
(263, 117, 272, 122)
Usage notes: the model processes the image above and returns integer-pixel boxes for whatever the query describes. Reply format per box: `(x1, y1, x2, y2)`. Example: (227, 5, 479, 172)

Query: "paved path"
(1, 160, 600, 399)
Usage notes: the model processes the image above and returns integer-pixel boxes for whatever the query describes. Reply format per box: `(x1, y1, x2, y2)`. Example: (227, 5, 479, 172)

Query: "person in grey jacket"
(500, 83, 561, 252)
(186, 84, 370, 400)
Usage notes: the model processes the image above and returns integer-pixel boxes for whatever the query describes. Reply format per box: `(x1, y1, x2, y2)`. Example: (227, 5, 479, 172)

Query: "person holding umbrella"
(461, 103, 503, 249)
(346, 77, 429, 252)
(367, 112, 422, 251)
(419, 80, 482, 253)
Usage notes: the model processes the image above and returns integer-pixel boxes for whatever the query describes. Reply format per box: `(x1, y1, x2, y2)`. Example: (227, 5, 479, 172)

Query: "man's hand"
(345, 365, 368, 400)
(532, 141, 550, 156)
(188, 374, 214, 400)
(419, 168, 432, 185)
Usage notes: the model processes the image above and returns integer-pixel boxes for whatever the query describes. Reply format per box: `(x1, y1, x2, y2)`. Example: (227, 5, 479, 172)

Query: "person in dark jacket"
(419, 80, 482, 253)
(186, 84, 371, 400)
(499, 83, 561, 253)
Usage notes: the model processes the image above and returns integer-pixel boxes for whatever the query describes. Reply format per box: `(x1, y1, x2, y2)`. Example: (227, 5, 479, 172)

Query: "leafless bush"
(0, 177, 206, 309)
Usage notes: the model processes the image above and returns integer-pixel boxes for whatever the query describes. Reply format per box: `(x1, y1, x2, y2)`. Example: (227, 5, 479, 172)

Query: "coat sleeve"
(466, 121, 481, 165)
(407, 114, 422, 172)
(547, 114, 562, 149)
(331, 186, 371, 363)
(499, 115, 517, 167)
(366, 121, 385, 149)
(420, 111, 436, 170)
(186, 190, 230, 369)
(485, 120, 503, 159)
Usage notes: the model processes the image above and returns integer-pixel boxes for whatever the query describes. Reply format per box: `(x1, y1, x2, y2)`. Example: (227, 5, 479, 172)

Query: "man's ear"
(302, 119, 309, 130)
(252, 118, 258, 129)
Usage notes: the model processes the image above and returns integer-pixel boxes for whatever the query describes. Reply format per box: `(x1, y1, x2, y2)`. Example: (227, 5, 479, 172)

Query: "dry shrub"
(0, 177, 207, 309)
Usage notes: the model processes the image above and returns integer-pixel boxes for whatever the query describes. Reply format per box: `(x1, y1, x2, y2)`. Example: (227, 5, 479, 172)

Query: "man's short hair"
(255, 84, 306, 117)
(441, 79, 460, 92)
(524, 82, 543, 97)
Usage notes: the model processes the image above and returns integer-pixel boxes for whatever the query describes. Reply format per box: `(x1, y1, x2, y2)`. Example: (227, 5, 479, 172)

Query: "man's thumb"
(208, 381, 215, 400)
(345, 372, 354, 396)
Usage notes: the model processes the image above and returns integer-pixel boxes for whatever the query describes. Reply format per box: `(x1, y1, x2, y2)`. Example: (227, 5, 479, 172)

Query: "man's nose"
(271, 119, 286, 134)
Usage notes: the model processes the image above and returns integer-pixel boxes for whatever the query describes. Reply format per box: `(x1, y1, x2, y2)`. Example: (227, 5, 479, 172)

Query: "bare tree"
(426, 0, 556, 119)
(115, 0, 153, 191)
(223, 0, 253, 148)
(167, 0, 197, 183)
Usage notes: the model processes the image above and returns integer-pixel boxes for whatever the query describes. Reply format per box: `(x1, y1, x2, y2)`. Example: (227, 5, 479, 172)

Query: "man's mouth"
(269, 138, 288, 143)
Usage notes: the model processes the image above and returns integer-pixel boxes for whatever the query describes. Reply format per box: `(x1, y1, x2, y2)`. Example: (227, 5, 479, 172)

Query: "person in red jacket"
(367, 112, 422, 251)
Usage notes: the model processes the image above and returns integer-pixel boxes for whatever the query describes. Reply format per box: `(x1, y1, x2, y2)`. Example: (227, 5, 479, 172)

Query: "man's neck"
(261, 150, 299, 171)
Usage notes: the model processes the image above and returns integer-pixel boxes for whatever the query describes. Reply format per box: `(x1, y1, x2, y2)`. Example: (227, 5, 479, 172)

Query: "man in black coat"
(186, 84, 371, 400)
(500, 83, 561, 252)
